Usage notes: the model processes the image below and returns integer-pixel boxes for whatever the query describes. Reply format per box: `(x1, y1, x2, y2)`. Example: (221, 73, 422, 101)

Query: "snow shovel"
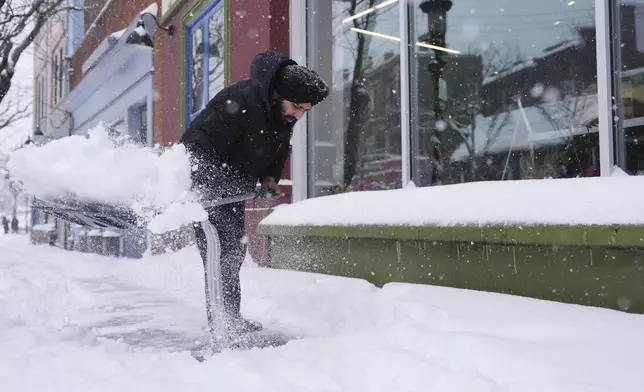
(32, 189, 291, 357)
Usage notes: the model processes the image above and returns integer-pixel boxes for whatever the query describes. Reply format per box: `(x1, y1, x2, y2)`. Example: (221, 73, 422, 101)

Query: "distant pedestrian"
(11, 216, 19, 233)
(2, 216, 8, 234)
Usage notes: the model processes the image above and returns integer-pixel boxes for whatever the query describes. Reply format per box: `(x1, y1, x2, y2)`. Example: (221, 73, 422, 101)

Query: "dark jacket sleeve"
(181, 96, 245, 200)
(183, 97, 239, 160)
(261, 140, 290, 183)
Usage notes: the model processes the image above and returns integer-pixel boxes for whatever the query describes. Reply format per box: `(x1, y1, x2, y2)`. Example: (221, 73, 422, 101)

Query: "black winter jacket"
(180, 51, 297, 200)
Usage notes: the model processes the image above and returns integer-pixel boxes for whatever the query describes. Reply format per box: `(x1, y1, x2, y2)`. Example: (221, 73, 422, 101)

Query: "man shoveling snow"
(181, 51, 329, 335)
(9, 51, 328, 356)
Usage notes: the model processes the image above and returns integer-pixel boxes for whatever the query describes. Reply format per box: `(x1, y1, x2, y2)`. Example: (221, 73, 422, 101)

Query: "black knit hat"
(274, 64, 329, 106)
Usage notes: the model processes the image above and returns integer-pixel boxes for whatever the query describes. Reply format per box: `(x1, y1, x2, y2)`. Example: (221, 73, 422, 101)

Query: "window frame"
(58, 46, 65, 101)
(52, 50, 59, 105)
(36, 72, 46, 129)
(185, 0, 227, 126)
(127, 101, 149, 146)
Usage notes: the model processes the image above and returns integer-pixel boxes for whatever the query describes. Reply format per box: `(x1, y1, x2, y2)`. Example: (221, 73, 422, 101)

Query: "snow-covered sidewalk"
(1, 235, 643, 392)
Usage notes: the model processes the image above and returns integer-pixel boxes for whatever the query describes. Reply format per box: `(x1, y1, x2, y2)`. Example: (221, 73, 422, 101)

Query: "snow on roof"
(102, 229, 121, 237)
(483, 37, 584, 85)
(483, 58, 537, 85)
(260, 176, 644, 228)
(110, 28, 127, 40)
(451, 95, 598, 162)
(32, 223, 56, 231)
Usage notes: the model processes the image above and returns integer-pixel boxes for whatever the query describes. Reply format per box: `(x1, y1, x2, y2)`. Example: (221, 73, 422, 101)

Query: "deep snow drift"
(5, 125, 207, 232)
(1, 234, 643, 391)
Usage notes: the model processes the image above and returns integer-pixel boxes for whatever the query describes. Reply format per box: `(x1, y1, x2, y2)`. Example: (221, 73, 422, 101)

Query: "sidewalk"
(0, 235, 210, 353)
(2, 234, 644, 392)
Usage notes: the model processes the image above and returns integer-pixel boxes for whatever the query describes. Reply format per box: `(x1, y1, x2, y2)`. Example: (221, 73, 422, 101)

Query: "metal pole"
(399, 0, 412, 187)
(596, 0, 616, 175)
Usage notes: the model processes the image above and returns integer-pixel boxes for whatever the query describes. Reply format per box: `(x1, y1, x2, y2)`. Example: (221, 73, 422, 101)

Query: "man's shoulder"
(206, 79, 259, 108)
(213, 79, 254, 98)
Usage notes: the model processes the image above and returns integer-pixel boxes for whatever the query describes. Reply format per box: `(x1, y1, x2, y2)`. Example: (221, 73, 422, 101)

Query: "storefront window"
(613, 0, 644, 175)
(407, 0, 599, 185)
(186, 0, 226, 124)
(307, 0, 402, 197)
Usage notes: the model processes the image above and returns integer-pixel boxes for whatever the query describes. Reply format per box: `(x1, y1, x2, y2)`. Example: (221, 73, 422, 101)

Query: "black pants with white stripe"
(193, 201, 246, 319)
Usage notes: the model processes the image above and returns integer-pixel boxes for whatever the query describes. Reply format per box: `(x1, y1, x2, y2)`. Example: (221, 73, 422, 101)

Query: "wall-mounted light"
(126, 20, 154, 47)
(140, 11, 175, 37)
(126, 12, 175, 48)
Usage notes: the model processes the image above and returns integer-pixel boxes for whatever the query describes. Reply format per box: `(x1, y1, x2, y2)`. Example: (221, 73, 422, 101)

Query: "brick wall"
(152, 0, 189, 146)
(83, 0, 109, 32)
(229, 0, 291, 265)
(71, 0, 153, 89)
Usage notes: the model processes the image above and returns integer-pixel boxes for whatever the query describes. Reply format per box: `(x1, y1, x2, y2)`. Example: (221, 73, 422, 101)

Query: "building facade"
(152, 0, 641, 264)
(31, 0, 162, 256)
(30, 0, 644, 261)
(30, 0, 84, 246)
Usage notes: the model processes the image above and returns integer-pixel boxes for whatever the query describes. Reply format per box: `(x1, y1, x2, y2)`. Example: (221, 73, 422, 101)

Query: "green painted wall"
(261, 224, 644, 314)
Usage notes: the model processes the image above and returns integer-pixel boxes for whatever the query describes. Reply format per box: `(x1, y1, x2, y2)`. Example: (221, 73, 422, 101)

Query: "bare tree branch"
(0, 99, 30, 129)
(0, 0, 71, 107)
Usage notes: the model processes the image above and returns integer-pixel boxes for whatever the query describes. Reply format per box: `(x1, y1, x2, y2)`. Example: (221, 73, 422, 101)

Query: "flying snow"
(6, 123, 207, 233)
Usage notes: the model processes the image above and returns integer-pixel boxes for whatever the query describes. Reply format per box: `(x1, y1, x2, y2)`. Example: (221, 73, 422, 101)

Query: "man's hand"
(261, 176, 280, 195)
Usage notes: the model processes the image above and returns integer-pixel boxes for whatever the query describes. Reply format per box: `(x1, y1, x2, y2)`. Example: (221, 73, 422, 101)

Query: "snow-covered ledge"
(259, 177, 644, 314)
(260, 176, 644, 248)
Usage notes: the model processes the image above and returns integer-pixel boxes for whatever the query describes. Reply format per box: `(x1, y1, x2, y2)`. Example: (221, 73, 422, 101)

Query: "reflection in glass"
(191, 25, 204, 114)
(208, 5, 226, 99)
(408, 0, 599, 185)
(614, 0, 644, 175)
(307, 0, 402, 197)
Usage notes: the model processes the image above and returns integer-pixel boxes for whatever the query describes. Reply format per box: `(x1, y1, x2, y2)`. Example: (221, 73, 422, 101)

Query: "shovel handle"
(200, 189, 278, 209)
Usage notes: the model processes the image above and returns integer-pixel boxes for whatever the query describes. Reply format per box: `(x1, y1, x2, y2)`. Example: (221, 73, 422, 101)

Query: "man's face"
(280, 99, 312, 126)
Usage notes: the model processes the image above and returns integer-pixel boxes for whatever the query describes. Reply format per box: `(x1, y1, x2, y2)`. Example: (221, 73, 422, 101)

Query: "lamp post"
(420, 0, 452, 185)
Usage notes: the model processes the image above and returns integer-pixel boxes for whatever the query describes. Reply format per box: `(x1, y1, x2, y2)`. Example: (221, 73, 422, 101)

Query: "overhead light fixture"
(350, 27, 461, 54)
(126, 20, 154, 47)
(343, 0, 399, 24)
(568, 1, 576, 5)
(416, 41, 460, 54)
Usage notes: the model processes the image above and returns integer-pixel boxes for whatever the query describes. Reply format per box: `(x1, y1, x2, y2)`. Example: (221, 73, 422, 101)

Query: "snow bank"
(6, 124, 207, 232)
(1, 236, 644, 391)
(262, 176, 644, 227)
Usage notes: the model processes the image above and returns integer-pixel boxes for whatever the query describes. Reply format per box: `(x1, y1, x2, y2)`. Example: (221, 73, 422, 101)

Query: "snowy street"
(1, 234, 643, 392)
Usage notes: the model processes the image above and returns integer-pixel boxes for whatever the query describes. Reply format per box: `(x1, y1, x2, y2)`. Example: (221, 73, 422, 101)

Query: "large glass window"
(613, 0, 644, 175)
(307, 0, 403, 197)
(407, 0, 599, 185)
(186, 0, 226, 124)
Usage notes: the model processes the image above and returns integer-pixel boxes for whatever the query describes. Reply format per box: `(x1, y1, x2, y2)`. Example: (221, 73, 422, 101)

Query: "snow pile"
(1, 235, 644, 391)
(262, 176, 644, 227)
(6, 124, 207, 232)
